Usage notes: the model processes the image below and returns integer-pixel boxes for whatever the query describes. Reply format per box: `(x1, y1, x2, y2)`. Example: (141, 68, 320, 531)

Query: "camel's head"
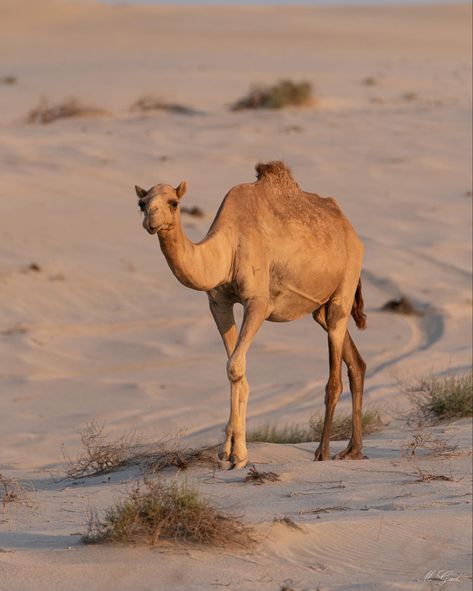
(135, 181, 187, 234)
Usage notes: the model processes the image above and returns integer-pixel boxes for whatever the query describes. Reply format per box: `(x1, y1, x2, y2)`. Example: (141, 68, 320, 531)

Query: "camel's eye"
(138, 201, 146, 212)
(169, 200, 178, 209)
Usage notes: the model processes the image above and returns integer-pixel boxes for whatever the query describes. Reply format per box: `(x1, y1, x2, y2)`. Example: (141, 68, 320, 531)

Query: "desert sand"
(0, 1, 471, 589)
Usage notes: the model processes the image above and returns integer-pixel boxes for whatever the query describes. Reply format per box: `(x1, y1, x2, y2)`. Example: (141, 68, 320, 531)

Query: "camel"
(135, 161, 367, 469)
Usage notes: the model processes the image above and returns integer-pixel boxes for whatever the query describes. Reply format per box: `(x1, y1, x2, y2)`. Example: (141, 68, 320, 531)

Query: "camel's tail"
(351, 278, 367, 330)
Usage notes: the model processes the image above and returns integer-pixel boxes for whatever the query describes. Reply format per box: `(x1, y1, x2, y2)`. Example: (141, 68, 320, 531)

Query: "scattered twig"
(245, 465, 280, 485)
(412, 465, 455, 483)
(299, 505, 350, 515)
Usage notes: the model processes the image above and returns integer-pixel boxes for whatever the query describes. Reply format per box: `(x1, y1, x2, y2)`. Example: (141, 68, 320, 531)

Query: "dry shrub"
(180, 205, 205, 218)
(26, 98, 108, 124)
(245, 465, 280, 485)
(64, 421, 148, 478)
(0, 473, 26, 510)
(413, 466, 454, 483)
(64, 421, 217, 479)
(82, 479, 254, 547)
(231, 79, 314, 111)
(247, 408, 383, 444)
(401, 427, 458, 458)
(0, 75, 16, 85)
(130, 95, 200, 115)
(407, 371, 472, 421)
(381, 296, 422, 316)
(402, 92, 418, 102)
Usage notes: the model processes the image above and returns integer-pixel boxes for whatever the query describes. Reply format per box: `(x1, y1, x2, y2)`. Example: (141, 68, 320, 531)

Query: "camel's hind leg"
(313, 306, 366, 459)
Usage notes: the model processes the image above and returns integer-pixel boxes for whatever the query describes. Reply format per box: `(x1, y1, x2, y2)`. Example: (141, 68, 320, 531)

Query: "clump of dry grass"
(0, 473, 26, 510)
(0, 75, 17, 85)
(82, 479, 254, 547)
(64, 421, 218, 479)
(245, 465, 280, 485)
(407, 371, 472, 421)
(381, 296, 422, 316)
(309, 408, 384, 441)
(246, 424, 311, 444)
(130, 95, 200, 115)
(231, 79, 314, 111)
(26, 98, 108, 124)
(402, 91, 419, 102)
(180, 205, 205, 218)
(247, 407, 384, 444)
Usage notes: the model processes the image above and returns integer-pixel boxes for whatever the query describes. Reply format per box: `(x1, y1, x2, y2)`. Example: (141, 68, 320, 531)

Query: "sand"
(0, 1, 471, 589)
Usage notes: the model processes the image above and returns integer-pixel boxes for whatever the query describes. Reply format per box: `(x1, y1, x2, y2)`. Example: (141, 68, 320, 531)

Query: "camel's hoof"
(230, 457, 248, 470)
(313, 448, 331, 461)
(218, 449, 230, 461)
(218, 459, 232, 470)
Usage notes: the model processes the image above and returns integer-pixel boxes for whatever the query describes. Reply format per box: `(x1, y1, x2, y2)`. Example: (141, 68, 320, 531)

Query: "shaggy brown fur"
(255, 161, 300, 193)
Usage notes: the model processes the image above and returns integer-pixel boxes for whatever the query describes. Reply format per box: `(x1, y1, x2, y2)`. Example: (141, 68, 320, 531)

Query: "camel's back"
(214, 162, 357, 258)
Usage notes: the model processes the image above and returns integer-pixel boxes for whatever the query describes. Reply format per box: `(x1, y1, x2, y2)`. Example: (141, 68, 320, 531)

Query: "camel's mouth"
(147, 225, 159, 235)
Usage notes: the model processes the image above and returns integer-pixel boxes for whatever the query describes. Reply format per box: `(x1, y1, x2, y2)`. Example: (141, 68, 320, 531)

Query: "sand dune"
(0, 1, 471, 589)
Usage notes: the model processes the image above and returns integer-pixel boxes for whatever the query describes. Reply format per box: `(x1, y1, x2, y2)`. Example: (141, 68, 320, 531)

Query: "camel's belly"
(267, 288, 328, 322)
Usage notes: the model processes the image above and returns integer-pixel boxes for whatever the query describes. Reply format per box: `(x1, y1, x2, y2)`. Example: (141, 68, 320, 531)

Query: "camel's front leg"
(226, 297, 268, 469)
(208, 297, 238, 467)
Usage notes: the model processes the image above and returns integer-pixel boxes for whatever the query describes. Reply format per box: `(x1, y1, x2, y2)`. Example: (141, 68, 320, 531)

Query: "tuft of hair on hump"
(255, 160, 299, 193)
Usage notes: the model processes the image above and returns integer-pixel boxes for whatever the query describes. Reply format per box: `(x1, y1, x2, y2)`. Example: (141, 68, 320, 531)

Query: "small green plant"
(231, 79, 314, 111)
(82, 480, 253, 547)
(247, 408, 384, 444)
(408, 371, 472, 420)
(26, 98, 108, 124)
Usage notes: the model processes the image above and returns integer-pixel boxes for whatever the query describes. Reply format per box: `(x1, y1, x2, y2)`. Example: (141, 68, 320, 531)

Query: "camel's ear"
(135, 185, 147, 199)
(175, 181, 187, 200)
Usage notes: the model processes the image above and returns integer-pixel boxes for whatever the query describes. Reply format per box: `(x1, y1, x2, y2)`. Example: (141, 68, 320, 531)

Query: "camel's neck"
(157, 212, 232, 291)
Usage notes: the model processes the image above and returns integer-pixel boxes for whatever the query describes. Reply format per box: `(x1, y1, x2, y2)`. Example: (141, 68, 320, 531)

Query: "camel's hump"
(255, 160, 299, 194)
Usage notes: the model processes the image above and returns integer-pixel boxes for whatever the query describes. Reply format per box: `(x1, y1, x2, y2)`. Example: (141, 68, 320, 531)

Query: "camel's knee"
(227, 354, 246, 382)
